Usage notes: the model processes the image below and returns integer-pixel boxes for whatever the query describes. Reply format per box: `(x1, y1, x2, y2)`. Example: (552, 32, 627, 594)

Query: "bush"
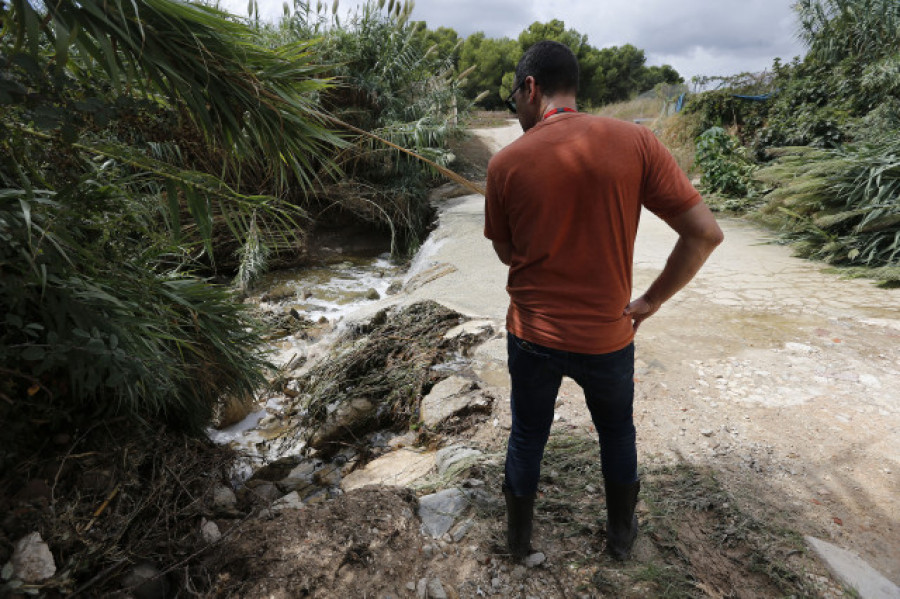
(754, 140, 900, 281)
(694, 127, 757, 200)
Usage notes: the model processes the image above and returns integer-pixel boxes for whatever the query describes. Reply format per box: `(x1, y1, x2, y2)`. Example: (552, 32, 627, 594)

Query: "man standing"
(484, 41, 723, 561)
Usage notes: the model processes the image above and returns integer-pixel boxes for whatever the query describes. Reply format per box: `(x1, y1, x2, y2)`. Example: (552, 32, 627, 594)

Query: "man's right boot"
(503, 484, 535, 560)
(604, 479, 640, 561)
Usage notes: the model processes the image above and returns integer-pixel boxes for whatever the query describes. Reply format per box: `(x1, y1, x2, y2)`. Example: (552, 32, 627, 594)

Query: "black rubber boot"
(604, 479, 640, 561)
(502, 484, 535, 560)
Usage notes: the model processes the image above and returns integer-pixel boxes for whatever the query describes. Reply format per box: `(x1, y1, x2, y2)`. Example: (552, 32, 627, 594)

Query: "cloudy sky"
(222, 0, 807, 83)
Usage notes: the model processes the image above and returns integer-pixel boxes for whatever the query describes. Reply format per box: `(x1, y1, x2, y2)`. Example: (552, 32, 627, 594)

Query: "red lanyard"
(543, 107, 577, 120)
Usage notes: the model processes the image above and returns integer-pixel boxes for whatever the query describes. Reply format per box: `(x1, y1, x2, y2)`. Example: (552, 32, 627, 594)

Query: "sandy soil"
(206, 122, 898, 598)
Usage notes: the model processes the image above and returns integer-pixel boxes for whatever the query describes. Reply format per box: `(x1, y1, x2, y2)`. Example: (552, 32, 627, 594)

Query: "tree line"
(412, 19, 683, 110)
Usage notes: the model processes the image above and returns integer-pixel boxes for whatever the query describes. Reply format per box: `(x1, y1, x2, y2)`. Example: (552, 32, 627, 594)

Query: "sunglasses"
(505, 80, 524, 113)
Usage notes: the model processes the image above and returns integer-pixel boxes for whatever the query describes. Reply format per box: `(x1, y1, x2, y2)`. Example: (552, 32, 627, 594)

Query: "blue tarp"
(731, 92, 777, 101)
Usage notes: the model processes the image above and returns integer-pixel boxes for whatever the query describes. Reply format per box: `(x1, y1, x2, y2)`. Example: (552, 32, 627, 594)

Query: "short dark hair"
(514, 40, 579, 97)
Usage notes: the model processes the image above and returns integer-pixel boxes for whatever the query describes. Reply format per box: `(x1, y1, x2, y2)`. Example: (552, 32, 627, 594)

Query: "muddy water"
(207, 251, 405, 475)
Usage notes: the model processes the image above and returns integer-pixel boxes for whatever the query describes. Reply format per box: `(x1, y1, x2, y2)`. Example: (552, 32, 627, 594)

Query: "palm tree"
(1, 0, 343, 433)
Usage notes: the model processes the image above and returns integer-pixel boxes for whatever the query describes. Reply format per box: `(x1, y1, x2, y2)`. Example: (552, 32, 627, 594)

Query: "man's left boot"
(604, 479, 640, 561)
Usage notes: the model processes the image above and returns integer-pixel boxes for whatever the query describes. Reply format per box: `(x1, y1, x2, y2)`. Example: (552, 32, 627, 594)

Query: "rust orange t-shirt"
(484, 113, 701, 354)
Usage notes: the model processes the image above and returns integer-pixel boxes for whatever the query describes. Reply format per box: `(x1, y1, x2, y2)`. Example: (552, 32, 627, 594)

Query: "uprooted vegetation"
(287, 301, 481, 454)
(0, 423, 236, 596)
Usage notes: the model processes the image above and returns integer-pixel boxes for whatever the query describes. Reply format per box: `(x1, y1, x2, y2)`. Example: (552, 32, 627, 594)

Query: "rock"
(419, 488, 468, 538)
(200, 519, 222, 544)
(416, 577, 448, 599)
(443, 319, 495, 341)
(250, 482, 284, 503)
(450, 519, 474, 542)
(309, 398, 376, 449)
(387, 431, 417, 449)
(341, 449, 435, 491)
(249, 456, 302, 483)
(524, 552, 546, 568)
(262, 283, 296, 302)
(271, 491, 305, 511)
(435, 445, 483, 475)
(213, 485, 237, 514)
(365, 288, 381, 300)
(279, 461, 318, 490)
(313, 464, 342, 487)
(421, 376, 491, 428)
(215, 395, 256, 428)
(701, 429, 714, 437)
(120, 560, 168, 599)
(426, 578, 449, 599)
(805, 536, 900, 599)
(11, 532, 55, 583)
(386, 281, 403, 295)
(416, 578, 427, 598)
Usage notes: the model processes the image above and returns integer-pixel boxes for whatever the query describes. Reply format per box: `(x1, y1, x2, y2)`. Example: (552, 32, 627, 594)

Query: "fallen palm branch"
(322, 114, 487, 197)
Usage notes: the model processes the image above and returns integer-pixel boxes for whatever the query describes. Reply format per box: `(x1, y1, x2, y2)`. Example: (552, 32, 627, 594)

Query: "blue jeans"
(504, 333, 637, 496)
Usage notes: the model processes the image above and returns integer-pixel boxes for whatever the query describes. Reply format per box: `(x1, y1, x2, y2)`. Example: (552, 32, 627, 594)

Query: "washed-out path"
(380, 122, 900, 587)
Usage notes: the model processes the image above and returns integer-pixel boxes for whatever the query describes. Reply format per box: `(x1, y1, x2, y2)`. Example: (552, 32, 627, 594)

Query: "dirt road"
(404, 122, 900, 583)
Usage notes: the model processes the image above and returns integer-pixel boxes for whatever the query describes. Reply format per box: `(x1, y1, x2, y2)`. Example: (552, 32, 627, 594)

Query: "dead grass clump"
(462, 110, 517, 129)
(656, 111, 702, 175)
(0, 421, 235, 596)
(594, 96, 666, 122)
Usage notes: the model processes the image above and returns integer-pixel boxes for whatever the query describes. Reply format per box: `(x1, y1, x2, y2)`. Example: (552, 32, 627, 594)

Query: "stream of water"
(206, 251, 406, 472)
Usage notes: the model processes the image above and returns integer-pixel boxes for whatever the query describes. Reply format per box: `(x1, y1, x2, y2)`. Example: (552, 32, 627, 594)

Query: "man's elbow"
(707, 225, 725, 248)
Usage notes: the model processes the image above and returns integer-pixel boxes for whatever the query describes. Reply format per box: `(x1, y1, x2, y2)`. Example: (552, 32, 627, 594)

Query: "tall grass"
(0, 0, 341, 449)
(755, 141, 900, 282)
(593, 96, 666, 122)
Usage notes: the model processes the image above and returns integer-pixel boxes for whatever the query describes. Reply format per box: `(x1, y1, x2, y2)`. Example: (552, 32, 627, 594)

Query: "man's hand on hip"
(624, 295, 659, 332)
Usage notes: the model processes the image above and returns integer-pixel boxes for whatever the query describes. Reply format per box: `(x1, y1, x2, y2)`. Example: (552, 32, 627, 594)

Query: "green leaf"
(33, 106, 64, 130)
(21, 345, 46, 361)
(86, 338, 106, 353)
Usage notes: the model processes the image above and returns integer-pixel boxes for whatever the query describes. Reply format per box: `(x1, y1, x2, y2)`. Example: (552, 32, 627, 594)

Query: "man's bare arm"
(625, 202, 724, 331)
(492, 240, 512, 265)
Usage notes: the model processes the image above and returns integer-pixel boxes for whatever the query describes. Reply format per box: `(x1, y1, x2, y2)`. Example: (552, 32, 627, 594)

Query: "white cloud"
(217, 0, 808, 80)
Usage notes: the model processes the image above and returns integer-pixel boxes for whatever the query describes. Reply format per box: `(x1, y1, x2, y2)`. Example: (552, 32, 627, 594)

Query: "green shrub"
(0, 0, 337, 447)
(694, 127, 758, 200)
